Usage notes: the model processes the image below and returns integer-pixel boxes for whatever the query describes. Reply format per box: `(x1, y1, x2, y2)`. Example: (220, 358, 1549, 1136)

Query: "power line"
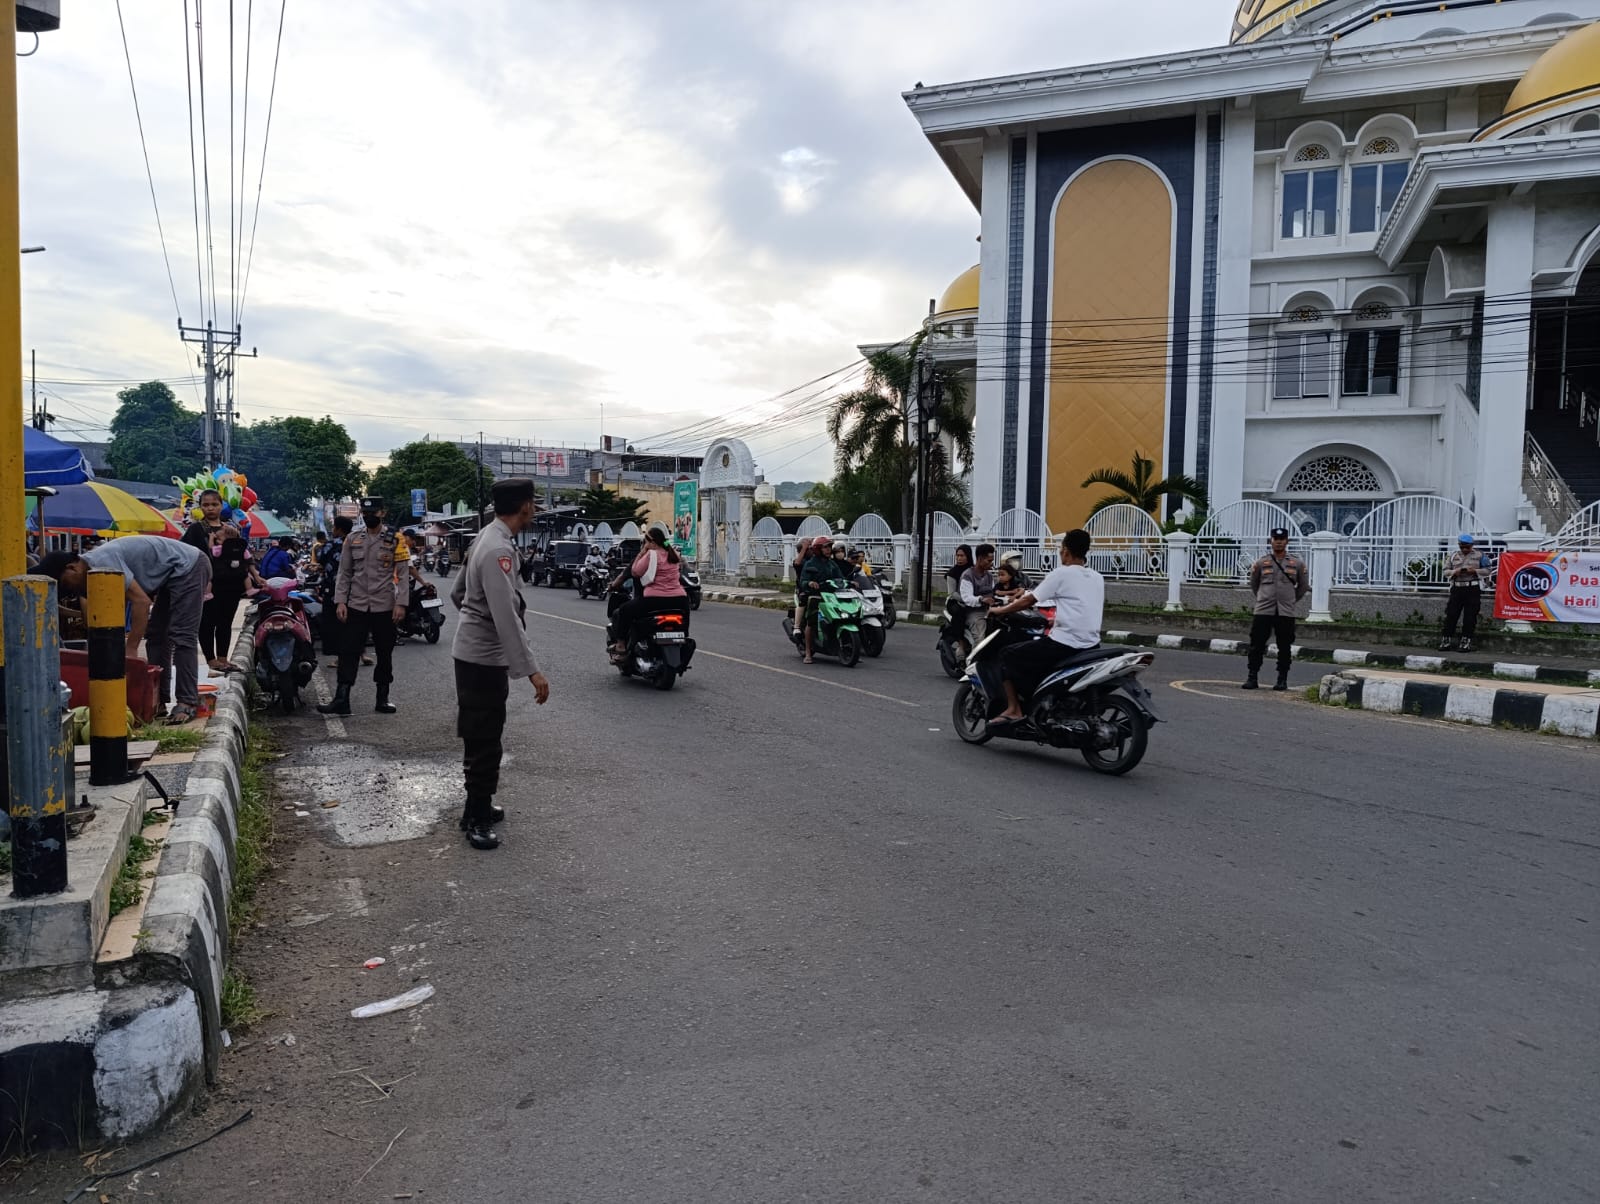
(238, 0, 286, 324)
(182, 0, 206, 324)
(194, 0, 219, 327)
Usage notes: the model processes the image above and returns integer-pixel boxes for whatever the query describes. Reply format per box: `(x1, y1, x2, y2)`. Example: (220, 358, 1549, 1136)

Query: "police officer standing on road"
(1243, 526, 1308, 692)
(319, 497, 409, 716)
(450, 478, 550, 850)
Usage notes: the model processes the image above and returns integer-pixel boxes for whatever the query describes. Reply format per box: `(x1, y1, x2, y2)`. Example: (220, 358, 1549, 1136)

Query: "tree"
(753, 499, 781, 523)
(803, 464, 968, 531)
(576, 486, 649, 526)
(1081, 452, 1208, 518)
(232, 416, 366, 514)
(826, 334, 972, 532)
(106, 381, 202, 483)
(367, 440, 494, 518)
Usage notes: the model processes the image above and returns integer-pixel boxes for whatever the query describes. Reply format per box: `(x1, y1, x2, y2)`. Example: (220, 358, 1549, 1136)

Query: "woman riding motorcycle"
(607, 527, 687, 654)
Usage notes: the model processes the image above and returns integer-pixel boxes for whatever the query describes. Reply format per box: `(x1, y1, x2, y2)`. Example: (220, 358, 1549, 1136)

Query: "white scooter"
(854, 572, 887, 658)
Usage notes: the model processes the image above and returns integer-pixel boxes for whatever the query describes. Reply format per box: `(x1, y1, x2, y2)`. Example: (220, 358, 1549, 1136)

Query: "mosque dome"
(933, 264, 980, 317)
(1231, 0, 1339, 44)
(1502, 22, 1600, 117)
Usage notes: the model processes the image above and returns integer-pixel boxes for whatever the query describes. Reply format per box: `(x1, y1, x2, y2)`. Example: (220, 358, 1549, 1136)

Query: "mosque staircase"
(1525, 406, 1600, 512)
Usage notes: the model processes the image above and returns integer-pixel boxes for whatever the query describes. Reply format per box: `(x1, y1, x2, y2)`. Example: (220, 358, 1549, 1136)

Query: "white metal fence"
(1084, 504, 1166, 581)
(1333, 497, 1490, 591)
(1191, 501, 1303, 584)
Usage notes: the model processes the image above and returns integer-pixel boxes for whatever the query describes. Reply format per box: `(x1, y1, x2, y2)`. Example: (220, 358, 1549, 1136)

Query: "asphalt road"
(28, 585, 1600, 1203)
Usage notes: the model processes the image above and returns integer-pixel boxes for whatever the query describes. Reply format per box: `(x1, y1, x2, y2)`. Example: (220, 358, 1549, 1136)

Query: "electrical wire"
(182, 0, 207, 324)
(238, 0, 286, 325)
(195, 0, 220, 329)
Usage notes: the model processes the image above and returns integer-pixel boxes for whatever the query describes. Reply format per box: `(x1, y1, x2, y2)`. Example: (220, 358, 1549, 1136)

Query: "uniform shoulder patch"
(498, 555, 513, 574)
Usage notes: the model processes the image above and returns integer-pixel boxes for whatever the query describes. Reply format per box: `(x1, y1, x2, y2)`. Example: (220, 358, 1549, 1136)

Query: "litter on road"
(350, 983, 435, 1019)
(363, 957, 386, 969)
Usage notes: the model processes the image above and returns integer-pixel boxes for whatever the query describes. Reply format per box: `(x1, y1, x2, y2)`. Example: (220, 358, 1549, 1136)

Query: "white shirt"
(1030, 563, 1105, 648)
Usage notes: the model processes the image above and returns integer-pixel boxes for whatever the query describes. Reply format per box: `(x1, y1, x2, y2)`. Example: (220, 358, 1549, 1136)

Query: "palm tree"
(1081, 452, 1208, 518)
(826, 334, 973, 531)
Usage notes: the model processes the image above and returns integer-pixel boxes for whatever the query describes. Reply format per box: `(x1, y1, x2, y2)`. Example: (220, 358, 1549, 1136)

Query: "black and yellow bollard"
(3, 575, 69, 897)
(86, 567, 129, 786)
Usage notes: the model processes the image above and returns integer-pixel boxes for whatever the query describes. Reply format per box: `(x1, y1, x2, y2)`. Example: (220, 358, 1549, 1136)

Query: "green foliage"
(577, 486, 650, 526)
(826, 334, 973, 531)
(232, 415, 366, 514)
(753, 499, 782, 523)
(132, 722, 204, 753)
(367, 440, 493, 518)
(0, 839, 10, 876)
(221, 967, 262, 1031)
(108, 834, 157, 918)
(1161, 507, 1210, 535)
(1083, 452, 1208, 518)
(106, 381, 202, 482)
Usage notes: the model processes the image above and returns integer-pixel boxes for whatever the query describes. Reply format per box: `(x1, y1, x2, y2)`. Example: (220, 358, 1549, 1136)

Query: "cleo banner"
(672, 481, 699, 560)
(1493, 550, 1600, 622)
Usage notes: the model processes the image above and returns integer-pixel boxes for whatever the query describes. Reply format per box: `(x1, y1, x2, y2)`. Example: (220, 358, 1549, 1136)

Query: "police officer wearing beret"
(319, 496, 409, 715)
(1243, 526, 1308, 691)
(450, 478, 551, 850)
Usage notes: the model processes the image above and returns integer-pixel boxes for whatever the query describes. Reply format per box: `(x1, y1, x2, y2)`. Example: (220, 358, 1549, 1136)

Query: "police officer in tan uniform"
(319, 496, 409, 715)
(1243, 526, 1308, 691)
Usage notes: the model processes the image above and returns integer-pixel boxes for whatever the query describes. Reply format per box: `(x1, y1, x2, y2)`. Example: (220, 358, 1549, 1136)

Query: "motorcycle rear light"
(655, 613, 686, 627)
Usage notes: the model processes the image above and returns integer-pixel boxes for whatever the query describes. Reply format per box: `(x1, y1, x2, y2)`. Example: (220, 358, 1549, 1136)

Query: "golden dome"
(1503, 22, 1600, 116)
(1231, 0, 1337, 44)
(933, 264, 979, 317)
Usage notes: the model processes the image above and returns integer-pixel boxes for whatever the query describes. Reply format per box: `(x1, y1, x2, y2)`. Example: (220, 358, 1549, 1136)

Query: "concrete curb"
(1319, 672, 1600, 738)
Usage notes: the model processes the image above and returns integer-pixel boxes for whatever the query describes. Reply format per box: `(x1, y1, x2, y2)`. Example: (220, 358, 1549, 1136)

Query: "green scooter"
(782, 583, 864, 667)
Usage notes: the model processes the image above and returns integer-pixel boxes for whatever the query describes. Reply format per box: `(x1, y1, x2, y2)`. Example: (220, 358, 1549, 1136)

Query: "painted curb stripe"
(1401, 681, 1451, 719)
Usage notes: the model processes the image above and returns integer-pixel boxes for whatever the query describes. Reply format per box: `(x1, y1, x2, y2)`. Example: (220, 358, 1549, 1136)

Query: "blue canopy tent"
(23, 425, 93, 488)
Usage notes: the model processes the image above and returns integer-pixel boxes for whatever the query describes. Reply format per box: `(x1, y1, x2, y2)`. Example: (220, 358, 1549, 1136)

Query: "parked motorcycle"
(576, 562, 608, 599)
(682, 566, 702, 610)
(951, 612, 1159, 775)
(854, 574, 888, 657)
(397, 579, 445, 643)
(252, 578, 317, 713)
(782, 583, 865, 667)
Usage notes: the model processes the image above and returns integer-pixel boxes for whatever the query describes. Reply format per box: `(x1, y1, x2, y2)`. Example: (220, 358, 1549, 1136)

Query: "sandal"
(803, 657, 815, 665)
(166, 705, 197, 726)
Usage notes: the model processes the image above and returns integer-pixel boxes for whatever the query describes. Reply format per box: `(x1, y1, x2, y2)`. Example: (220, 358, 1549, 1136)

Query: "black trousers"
(1441, 585, 1481, 639)
(338, 608, 396, 687)
(199, 587, 243, 660)
(455, 659, 509, 804)
(1247, 614, 1296, 675)
(320, 593, 343, 655)
(1001, 637, 1096, 698)
(609, 593, 685, 641)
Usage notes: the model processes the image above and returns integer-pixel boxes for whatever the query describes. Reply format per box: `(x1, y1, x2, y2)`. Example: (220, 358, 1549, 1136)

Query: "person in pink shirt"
(607, 526, 687, 653)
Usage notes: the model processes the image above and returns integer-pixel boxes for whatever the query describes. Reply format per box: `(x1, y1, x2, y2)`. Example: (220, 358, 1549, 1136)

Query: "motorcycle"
(877, 577, 897, 628)
(854, 574, 888, 658)
(682, 566, 702, 610)
(936, 596, 973, 679)
(950, 612, 1160, 775)
(607, 579, 695, 690)
(252, 578, 317, 714)
(576, 562, 608, 599)
(781, 583, 865, 667)
(397, 579, 445, 643)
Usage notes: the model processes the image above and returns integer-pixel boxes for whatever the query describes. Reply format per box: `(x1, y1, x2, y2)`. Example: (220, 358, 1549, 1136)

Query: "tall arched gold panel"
(1046, 159, 1173, 532)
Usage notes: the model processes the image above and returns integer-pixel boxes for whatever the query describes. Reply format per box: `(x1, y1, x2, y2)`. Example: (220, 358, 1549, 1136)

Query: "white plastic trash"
(350, 983, 435, 1019)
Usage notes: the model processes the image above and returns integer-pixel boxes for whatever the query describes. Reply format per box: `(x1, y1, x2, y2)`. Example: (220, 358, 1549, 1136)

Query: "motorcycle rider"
(790, 536, 814, 630)
(797, 533, 847, 665)
(608, 526, 687, 654)
(986, 529, 1105, 728)
(319, 496, 408, 716)
(958, 543, 998, 652)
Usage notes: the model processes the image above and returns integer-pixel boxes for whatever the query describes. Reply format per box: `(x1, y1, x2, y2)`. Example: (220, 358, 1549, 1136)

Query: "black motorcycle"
(396, 580, 445, 644)
(576, 562, 608, 599)
(936, 596, 973, 679)
(606, 578, 695, 690)
(951, 612, 1160, 775)
(682, 566, 702, 610)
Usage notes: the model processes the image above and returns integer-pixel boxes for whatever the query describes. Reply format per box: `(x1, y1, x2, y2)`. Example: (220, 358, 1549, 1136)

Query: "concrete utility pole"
(179, 319, 257, 465)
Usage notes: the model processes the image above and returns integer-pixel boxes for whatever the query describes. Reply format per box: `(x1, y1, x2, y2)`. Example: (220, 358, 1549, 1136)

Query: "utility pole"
(28, 346, 42, 430)
(474, 431, 485, 534)
(179, 319, 256, 465)
(923, 368, 943, 611)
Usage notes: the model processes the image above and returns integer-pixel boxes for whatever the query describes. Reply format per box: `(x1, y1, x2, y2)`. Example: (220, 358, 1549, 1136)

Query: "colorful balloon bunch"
(173, 465, 259, 524)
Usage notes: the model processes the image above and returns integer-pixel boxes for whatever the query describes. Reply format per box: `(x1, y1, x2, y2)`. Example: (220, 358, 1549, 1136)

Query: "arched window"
(1285, 455, 1382, 493)
(1280, 453, 1386, 534)
(1294, 144, 1332, 162)
(1283, 146, 1338, 239)
(1343, 298, 1404, 397)
(1574, 112, 1600, 133)
(1273, 302, 1335, 400)
(1350, 131, 1411, 234)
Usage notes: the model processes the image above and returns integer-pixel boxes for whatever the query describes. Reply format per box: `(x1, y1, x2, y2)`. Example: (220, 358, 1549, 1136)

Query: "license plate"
(653, 632, 686, 642)
(422, 598, 443, 609)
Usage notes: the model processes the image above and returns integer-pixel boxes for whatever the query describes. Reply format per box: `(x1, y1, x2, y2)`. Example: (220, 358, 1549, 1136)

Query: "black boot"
(317, 684, 351, 715)
(1242, 671, 1259, 690)
(375, 685, 397, 714)
(458, 799, 505, 829)
(462, 795, 499, 850)
(1273, 671, 1289, 692)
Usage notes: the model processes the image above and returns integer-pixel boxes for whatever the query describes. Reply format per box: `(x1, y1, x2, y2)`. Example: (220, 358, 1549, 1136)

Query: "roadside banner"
(411, 488, 427, 517)
(673, 481, 698, 559)
(1493, 549, 1600, 622)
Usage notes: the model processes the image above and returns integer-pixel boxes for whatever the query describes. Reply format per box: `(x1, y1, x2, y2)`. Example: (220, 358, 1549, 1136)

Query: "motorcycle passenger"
(992, 560, 1025, 604)
(958, 543, 997, 653)
(944, 544, 973, 598)
(791, 536, 813, 629)
(797, 534, 847, 665)
(986, 528, 1105, 728)
(608, 527, 686, 654)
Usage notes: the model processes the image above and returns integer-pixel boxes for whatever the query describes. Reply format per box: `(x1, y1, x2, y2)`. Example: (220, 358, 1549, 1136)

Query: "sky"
(18, 0, 1223, 484)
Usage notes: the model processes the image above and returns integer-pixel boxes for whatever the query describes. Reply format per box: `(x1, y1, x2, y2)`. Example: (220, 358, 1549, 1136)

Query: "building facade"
(906, 1, 1600, 536)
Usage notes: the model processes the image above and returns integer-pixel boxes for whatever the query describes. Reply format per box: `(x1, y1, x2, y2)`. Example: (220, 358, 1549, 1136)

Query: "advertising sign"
(536, 450, 567, 473)
(1493, 549, 1600, 622)
(672, 480, 698, 560)
(411, 488, 427, 517)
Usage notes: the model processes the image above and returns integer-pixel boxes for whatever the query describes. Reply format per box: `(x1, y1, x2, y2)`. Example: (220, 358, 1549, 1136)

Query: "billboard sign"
(672, 481, 698, 560)
(411, 488, 427, 517)
(1493, 549, 1600, 622)
(536, 450, 567, 473)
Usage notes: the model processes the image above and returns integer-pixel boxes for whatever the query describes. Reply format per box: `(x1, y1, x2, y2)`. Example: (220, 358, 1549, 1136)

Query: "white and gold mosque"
(907, 0, 1600, 536)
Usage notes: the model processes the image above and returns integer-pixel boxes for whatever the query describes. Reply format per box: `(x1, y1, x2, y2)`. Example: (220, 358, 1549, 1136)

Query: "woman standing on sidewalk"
(183, 490, 258, 671)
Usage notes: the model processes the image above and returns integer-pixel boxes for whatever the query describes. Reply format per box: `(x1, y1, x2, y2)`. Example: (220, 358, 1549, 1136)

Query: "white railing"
(1557, 500, 1600, 548)
(1084, 504, 1166, 581)
(1522, 433, 1581, 536)
(1334, 496, 1489, 593)
(1190, 500, 1302, 584)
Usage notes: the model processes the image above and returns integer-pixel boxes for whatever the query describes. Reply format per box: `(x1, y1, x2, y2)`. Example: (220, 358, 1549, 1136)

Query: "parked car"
(544, 540, 588, 587)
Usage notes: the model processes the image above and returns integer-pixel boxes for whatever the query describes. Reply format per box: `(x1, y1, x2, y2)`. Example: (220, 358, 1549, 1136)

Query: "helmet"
(998, 548, 1024, 570)
(813, 534, 833, 549)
